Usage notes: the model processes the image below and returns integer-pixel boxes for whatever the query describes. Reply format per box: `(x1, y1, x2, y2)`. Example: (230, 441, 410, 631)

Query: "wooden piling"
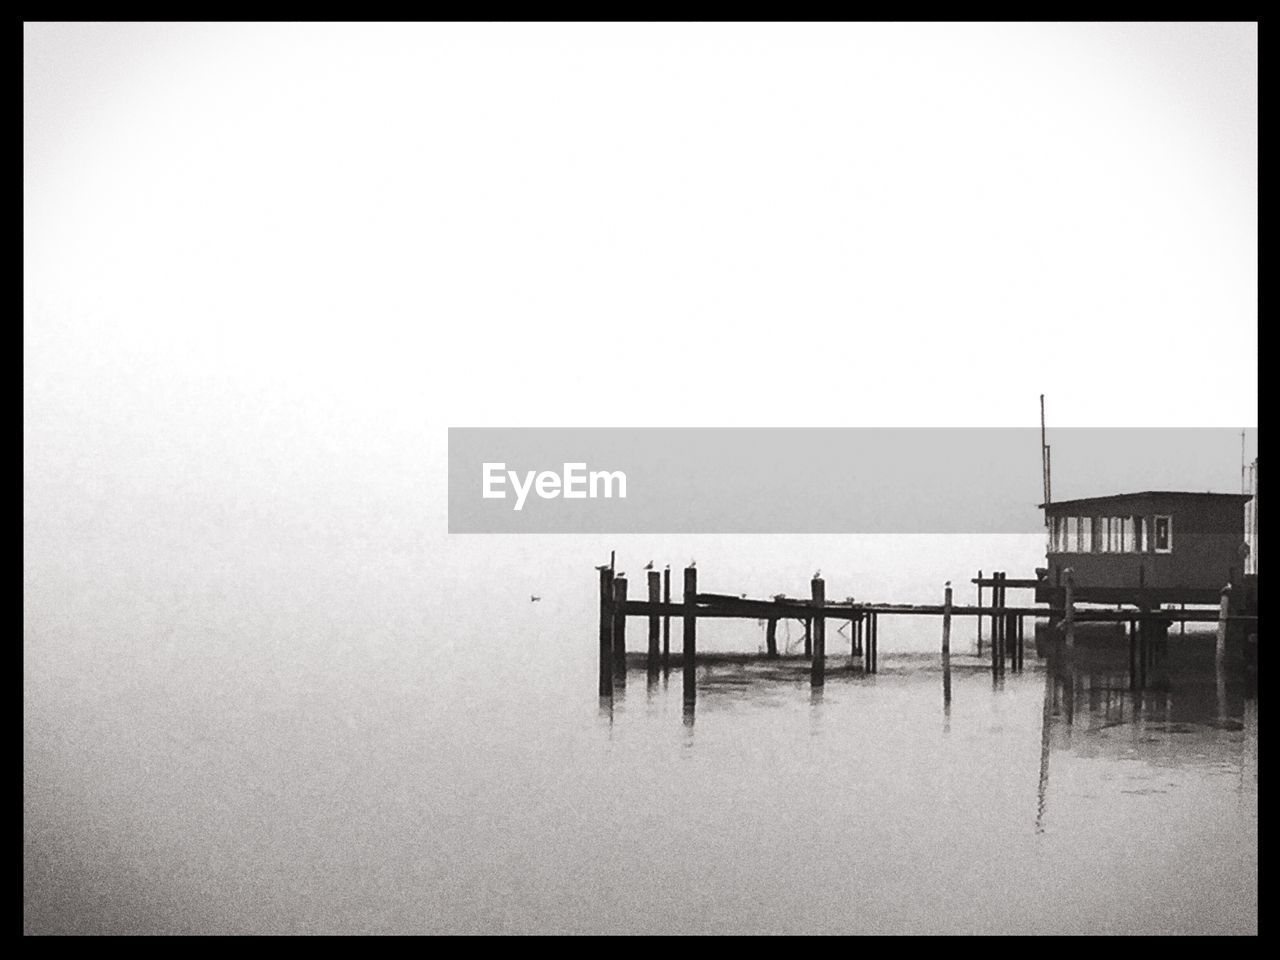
(1128, 619, 1137, 690)
(613, 576, 628, 682)
(804, 617, 812, 658)
(976, 569, 983, 654)
(598, 566, 614, 698)
(647, 570, 661, 671)
(941, 582, 952, 697)
(870, 613, 878, 674)
(1063, 570, 1076, 651)
(662, 567, 671, 668)
(682, 566, 697, 703)
(811, 578, 826, 686)
(1016, 614, 1025, 671)
(990, 574, 998, 675)
(941, 582, 953, 658)
(1217, 583, 1232, 667)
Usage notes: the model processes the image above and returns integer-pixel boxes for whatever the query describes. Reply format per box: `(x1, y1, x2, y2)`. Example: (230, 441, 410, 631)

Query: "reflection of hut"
(1037, 491, 1253, 606)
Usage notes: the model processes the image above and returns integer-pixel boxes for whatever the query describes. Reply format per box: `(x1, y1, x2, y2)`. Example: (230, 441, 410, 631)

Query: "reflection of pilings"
(1035, 648, 1055, 833)
(1063, 660, 1075, 726)
(1216, 654, 1227, 724)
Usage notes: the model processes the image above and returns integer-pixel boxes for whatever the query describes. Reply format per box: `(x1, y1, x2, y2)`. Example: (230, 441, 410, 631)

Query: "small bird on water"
(530, 595, 541, 602)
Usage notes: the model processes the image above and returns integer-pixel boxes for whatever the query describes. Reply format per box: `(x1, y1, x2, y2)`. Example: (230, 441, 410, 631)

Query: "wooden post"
(991, 572, 1001, 664)
(870, 613, 878, 674)
(1127, 619, 1137, 690)
(993, 576, 1003, 670)
(1063, 569, 1075, 651)
(1217, 583, 1232, 667)
(662, 568, 671, 668)
(803, 617, 812, 657)
(976, 570, 983, 654)
(941, 582, 952, 697)
(598, 567, 614, 697)
(1017, 615, 1025, 671)
(1003, 574, 1016, 670)
(941, 582, 953, 659)
(855, 613, 863, 656)
(996, 572, 1005, 671)
(647, 570, 661, 671)
(766, 617, 779, 659)
(682, 567, 697, 703)
(613, 576, 628, 682)
(811, 578, 826, 686)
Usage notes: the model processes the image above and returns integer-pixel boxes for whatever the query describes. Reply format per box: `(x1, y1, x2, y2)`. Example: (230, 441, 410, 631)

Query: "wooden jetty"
(596, 563, 1258, 700)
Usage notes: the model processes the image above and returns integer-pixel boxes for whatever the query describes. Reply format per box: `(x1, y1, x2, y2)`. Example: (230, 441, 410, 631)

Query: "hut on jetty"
(1037, 491, 1255, 609)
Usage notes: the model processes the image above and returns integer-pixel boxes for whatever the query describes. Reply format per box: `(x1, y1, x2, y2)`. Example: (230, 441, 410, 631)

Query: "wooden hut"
(1037, 491, 1253, 607)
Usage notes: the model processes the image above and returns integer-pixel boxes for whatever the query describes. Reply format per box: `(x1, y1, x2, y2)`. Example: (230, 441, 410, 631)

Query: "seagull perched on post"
(689, 559, 696, 568)
(813, 569, 822, 580)
(594, 564, 611, 572)
(643, 561, 654, 570)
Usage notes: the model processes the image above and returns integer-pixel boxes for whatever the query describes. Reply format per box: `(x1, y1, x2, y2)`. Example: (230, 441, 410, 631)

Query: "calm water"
(23, 538, 1258, 935)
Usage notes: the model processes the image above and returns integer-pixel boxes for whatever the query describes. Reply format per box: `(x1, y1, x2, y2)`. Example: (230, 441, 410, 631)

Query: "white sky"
(25, 23, 1258, 539)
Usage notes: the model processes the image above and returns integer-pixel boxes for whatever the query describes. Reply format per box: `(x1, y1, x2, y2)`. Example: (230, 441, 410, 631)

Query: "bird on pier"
(530, 595, 541, 602)
(689, 559, 696, 568)
(594, 564, 611, 572)
(643, 560, 654, 570)
(813, 569, 822, 580)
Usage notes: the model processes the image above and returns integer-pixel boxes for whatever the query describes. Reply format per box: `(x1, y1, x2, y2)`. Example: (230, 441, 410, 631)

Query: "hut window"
(1134, 515, 1147, 552)
(1064, 516, 1078, 552)
(1121, 517, 1135, 552)
(1110, 517, 1126, 552)
(1153, 515, 1173, 553)
(1080, 517, 1093, 553)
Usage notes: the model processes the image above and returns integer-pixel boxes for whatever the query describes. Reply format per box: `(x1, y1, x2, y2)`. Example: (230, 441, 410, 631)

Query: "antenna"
(1040, 395, 1051, 518)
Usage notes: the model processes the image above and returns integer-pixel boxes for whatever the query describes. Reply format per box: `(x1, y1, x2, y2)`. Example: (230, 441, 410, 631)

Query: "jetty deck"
(597, 563, 1256, 703)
